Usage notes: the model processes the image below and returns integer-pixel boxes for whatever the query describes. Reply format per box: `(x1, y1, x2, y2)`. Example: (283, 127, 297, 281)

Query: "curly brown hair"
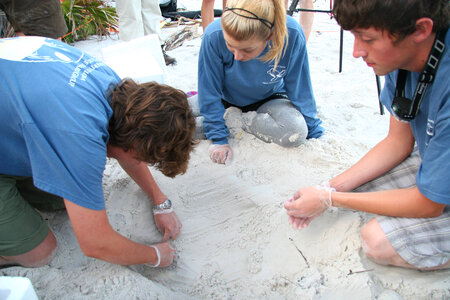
(108, 79, 197, 178)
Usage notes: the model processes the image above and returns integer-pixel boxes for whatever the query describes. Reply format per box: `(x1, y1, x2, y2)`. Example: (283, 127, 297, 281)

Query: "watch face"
(157, 199, 172, 209)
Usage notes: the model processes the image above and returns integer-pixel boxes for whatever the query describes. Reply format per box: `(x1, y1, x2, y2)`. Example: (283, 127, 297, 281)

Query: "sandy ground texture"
(2, 0, 449, 299)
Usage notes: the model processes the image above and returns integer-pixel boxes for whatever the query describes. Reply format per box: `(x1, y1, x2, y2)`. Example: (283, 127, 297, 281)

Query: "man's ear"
(413, 17, 434, 43)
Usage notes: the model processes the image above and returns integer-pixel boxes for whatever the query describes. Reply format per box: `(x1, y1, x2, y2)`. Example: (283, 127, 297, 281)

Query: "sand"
(2, 0, 449, 299)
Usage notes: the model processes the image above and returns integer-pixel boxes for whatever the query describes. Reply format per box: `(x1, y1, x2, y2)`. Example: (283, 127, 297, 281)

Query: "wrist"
(145, 245, 160, 267)
(153, 198, 173, 215)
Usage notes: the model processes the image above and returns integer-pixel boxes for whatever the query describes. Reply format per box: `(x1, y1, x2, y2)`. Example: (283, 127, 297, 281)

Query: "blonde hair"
(221, 0, 288, 69)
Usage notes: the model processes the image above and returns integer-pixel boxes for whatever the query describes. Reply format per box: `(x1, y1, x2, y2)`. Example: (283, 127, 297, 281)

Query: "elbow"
(422, 205, 446, 218)
(78, 240, 106, 259)
(415, 201, 446, 218)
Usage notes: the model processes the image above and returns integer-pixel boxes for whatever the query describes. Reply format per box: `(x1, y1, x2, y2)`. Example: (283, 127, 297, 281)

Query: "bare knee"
(2, 231, 57, 268)
(361, 218, 397, 265)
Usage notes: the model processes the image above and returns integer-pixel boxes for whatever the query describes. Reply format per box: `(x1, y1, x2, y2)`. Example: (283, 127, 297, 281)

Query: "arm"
(109, 145, 181, 241)
(198, 28, 229, 145)
(283, 23, 324, 138)
(285, 116, 445, 220)
(64, 199, 174, 266)
(330, 116, 415, 192)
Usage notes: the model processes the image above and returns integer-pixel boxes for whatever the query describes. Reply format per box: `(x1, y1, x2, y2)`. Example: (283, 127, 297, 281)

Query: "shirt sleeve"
(198, 29, 229, 145)
(283, 27, 324, 139)
(416, 90, 450, 205)
(23, 124, 107, 210)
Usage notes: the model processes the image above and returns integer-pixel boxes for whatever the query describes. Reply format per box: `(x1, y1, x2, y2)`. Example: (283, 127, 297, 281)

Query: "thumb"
(162, 228, 170, 242)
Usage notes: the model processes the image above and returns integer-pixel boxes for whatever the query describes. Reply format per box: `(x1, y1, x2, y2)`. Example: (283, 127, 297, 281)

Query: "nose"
(352, 38, 367, 59)
(233, 50, 245, 61)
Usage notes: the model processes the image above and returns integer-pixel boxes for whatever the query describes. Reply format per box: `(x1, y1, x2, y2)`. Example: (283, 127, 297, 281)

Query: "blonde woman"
(196, 0, 323, 164)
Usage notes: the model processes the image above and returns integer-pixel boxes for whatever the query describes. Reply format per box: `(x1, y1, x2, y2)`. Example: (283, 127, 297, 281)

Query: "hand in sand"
(154, 211, 182, 242)
(209, 144, 232, 164)
(284, 186, 334, 218)
(147, 242, 176, 267)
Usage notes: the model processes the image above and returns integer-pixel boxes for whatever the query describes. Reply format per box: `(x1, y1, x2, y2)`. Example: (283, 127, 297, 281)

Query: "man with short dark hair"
(285, 0, 449, 270)
(0, 37, 196, 268)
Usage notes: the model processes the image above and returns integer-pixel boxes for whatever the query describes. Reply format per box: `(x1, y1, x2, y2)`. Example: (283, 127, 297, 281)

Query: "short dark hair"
(108, 79, 197, 178)
(333, 0, 449, 41)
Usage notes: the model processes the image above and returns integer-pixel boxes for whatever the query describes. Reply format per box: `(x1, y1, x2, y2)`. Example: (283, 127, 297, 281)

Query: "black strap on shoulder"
(394, 27, 448, 119)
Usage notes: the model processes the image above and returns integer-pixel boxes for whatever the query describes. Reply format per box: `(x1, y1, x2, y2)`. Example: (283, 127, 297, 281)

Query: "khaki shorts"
(0, 175, 64, 256)
(0, 0, 67, 38)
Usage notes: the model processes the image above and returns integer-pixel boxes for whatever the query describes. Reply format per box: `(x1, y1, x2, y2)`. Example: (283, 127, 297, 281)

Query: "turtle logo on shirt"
(263, 65, 286, 84)
(0, 36, 83, 63)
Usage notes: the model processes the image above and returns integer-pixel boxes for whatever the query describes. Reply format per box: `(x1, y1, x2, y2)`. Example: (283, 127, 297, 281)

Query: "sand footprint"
(247, 249, 263, 274)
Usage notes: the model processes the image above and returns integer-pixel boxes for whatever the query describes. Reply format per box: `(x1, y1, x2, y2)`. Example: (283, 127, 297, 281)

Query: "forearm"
(118, 160, 166, 204)
(330, 117, 415, 192)
(84, 227, 159, 265)
(64, 199, 159, 265)
(331, 187, 445, 218)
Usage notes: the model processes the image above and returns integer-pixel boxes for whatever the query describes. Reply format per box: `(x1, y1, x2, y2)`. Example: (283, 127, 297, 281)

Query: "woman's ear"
(413, 17, 434, 43)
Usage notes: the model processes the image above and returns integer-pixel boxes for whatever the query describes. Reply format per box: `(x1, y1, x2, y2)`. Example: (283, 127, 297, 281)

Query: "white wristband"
(153, 207, 173, 215)
(147, 245, 161, 267)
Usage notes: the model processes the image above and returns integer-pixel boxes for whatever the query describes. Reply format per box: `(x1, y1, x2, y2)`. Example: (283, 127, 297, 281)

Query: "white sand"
(2, 1, 449, 298)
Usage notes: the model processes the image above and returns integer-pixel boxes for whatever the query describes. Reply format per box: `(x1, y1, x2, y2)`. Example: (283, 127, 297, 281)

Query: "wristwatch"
(153, 199, 172, 213)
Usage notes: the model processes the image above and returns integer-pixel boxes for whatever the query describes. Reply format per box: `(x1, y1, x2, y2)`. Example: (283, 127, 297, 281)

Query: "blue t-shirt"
(198, 17, 324, 144)
(380, 29, 450, 205)
(0, 37, 120, 210)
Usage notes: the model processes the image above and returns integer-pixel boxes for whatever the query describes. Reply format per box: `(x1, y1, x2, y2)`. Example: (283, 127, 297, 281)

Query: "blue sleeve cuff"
(212, 137, 229, 145)
(307, 124, 325, 139)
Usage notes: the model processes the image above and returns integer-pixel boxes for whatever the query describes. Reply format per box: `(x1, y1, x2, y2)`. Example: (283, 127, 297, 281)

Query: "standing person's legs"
(201, 0, 216, 31)
(141, 0, 163, 43)
(299, 0, 314, 41)
(0, 176, 59, 267)
(116, 0, 144, 41)
(201, 0, 227, 31)
(355, 153, 450, 270)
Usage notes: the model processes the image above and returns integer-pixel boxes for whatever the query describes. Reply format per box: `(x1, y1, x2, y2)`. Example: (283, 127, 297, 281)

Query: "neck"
(409, 32, 437, 73)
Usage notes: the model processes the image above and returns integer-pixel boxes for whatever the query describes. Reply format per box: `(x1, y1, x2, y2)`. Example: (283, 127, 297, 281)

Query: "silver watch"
(153, 199, 172, 211)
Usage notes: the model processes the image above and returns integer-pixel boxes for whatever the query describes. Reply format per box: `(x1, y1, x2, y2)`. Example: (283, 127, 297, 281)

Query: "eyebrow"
(225, 40, 255, 50)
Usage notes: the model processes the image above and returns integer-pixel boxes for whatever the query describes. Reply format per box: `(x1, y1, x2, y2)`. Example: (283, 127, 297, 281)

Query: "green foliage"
(61, 0, 118, 43)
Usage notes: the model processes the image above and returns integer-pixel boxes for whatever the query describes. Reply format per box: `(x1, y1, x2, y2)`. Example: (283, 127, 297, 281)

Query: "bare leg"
(0, 231, 57, 268)
(299, 0, 314, 41)
(361, 218, 450, 270)
(201, 0, 216, 31)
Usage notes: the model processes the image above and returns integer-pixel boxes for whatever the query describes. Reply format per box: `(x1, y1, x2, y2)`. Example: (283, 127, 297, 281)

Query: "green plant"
(61, 0, 118, 43)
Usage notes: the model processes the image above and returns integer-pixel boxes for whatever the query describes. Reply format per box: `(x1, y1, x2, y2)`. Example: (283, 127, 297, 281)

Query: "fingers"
(155, 213, 182, 242)
(209, 145, 232, 164)
(154, 242, 176, 268)
(162, 228, 170, 243)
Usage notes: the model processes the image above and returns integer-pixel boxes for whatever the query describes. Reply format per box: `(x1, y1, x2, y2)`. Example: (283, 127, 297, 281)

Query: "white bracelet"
(153, 206, 173, 215)
(148, 245, 160, 267)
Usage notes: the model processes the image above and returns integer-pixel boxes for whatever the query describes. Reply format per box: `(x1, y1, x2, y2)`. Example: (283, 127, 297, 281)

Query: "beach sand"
(2, 0, 449, 298)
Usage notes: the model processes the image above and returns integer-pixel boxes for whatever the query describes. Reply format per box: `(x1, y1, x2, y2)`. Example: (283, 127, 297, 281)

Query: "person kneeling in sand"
(193, 0, 324, 165)
(285, 0, 450, 270)
(0, 37, 196, 268)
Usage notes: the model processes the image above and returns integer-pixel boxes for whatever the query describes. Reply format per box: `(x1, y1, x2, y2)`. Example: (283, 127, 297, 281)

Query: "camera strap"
(394, 28, 447, 117)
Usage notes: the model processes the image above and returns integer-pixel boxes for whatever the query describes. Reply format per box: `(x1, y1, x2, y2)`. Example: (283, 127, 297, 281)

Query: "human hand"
(288, 215, 316, 230)
(284, 186, 334, 218)
(146, 242, 176, 268)
(209, 144, 232, 164)
(154, 211, 182, 242)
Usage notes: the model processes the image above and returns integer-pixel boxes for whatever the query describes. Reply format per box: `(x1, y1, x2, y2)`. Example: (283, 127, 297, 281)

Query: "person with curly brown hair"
(0, 36, 196, 268)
